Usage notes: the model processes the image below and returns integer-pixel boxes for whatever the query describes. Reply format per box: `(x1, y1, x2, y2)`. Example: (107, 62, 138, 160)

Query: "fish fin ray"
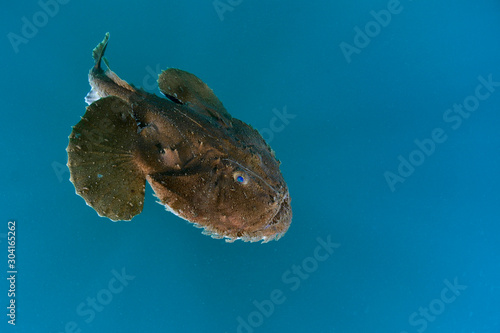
(105, 69, 136, 92)
(92, 32, 110, 71)
(67, 96, 145, 221)
(157, 68, 232, 127)
(84, 88, 101, 105)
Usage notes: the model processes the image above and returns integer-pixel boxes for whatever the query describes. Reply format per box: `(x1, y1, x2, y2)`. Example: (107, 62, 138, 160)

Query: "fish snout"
(259, 189, 292, 241)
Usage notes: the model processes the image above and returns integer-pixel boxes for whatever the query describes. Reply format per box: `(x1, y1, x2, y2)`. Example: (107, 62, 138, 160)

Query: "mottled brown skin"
(67, 33, 291, 242)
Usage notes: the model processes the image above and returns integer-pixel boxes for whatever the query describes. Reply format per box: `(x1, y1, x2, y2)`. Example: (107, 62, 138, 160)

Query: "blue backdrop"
(1, 0, 500, 332)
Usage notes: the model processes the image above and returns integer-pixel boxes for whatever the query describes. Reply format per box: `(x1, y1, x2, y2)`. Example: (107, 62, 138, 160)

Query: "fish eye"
(233, 171, 249, 185)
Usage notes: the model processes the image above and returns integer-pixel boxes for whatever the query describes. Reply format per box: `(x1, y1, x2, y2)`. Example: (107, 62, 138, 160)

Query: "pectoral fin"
(158, 68, 232, 127)
(66, 96, 146, 221)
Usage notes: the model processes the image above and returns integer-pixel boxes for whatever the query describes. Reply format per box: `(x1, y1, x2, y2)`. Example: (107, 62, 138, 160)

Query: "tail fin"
(85, 32, 136, 105)
(92, 32, 110, 71)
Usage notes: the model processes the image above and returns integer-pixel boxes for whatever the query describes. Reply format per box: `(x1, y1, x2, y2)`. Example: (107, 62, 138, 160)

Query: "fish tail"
(85, 32, 135, 105)
(92, 32, 110, 71)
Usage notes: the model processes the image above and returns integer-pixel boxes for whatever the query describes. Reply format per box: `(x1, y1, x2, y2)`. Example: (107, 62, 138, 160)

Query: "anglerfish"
(66, 33, 292, 243)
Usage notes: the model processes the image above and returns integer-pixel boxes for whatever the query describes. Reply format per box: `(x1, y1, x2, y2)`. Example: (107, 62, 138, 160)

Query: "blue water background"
(1, 0, 500, 332)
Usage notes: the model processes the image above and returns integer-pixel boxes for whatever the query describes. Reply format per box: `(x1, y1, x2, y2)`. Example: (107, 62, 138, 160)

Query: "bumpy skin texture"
(67, 34, 291, 243)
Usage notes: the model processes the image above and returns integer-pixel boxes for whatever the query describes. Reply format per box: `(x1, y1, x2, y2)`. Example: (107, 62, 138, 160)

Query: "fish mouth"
(228, 190, 292, 243)
(192, 190, 292, 243)
(262, 191, 292, 241)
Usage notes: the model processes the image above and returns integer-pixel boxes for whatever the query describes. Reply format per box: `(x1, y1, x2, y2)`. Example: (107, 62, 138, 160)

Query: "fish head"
(215, 147, 291, 242)
(146, 119, 292, 243)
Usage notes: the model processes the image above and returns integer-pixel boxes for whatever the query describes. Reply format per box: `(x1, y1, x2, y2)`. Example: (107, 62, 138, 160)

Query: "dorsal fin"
(106, 69, 136, 92)
(158, 68, 232, 127)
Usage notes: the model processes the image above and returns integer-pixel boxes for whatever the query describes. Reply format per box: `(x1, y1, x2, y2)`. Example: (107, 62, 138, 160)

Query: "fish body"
(67, 33, 292, 242)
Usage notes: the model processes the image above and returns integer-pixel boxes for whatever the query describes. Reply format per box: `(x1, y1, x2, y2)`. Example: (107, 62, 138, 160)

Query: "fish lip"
(250, 190, 292, 242)
(269, 191, 292, 230)
(219, 190, 292, 243)
(188, 187, 292, 243)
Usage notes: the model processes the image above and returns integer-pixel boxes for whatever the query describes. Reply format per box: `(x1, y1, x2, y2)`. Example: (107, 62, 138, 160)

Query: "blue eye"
(233, 172, 248, 185)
